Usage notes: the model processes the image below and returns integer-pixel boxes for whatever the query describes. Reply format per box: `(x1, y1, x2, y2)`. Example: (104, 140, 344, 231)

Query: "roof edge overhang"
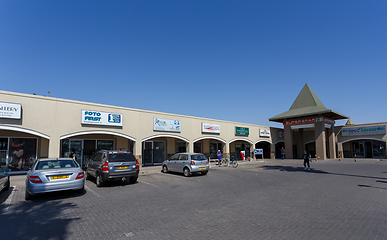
(269, 109, 348, 123)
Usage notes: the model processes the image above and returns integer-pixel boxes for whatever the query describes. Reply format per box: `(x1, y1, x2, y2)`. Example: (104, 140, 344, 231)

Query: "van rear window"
(109, 153, 136, 162)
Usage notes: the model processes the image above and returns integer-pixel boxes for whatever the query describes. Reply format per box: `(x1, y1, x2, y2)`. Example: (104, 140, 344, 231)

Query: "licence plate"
(51, 175, 69, 179)
(118, 166, 128, 170)
(199, 167, 205, 170)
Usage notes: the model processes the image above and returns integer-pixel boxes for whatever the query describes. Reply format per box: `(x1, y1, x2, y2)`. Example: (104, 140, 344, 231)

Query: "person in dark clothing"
(280, 147, 285, 160)
(69, 149, 76, 161)
(303, 150, 310, 170)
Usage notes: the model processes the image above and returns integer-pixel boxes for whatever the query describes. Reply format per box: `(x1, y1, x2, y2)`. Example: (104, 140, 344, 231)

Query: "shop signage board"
(0, 102, 21, 119)
(254, 149, 263, 154)
(202, 123, 221, 133)
(236, 127, 249, 136)
(254, 149, 264, 161)
(260, 129, 270, 137)
(283, 117, 334, 125)
(81, 110, 123, 126)
(342, 125, 386, 136)
(154, 118, 181, 132)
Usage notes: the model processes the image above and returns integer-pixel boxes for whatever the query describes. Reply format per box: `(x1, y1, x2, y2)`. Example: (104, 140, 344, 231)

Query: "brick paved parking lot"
(1, 159, 387, 240)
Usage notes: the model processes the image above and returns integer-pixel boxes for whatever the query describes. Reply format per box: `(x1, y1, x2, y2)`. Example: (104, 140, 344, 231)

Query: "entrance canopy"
(269, 83, 348, 123)
(268, 84, 348, 160)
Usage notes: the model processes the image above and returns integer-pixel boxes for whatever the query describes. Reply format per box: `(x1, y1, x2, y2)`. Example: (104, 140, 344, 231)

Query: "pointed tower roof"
(269, 83, 348, 123)
(345, 119, 355, 125)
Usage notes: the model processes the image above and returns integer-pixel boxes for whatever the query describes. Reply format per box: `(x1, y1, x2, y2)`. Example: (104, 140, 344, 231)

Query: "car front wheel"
(162, 165, 168, 173)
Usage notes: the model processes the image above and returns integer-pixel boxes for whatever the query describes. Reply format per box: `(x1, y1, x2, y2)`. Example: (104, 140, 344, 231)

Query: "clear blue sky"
(1, 1, 386, 127)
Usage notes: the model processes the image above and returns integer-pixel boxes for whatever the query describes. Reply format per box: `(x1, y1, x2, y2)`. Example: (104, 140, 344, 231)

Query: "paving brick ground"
(1, 158, 387, 240)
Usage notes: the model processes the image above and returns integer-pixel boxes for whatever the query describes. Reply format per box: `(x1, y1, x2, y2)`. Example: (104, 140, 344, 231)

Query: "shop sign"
(154, 118, 181, 132)
(202, 123, 220, 133)
(283, 117, 334, 125)
(236, 127, 249, 136)
(342, 125, 386, 136)
(81, 110, 123, 126)
(0, 102, 21, 119)
(260, 129, 270, 137)
(254, 149, 263, 154)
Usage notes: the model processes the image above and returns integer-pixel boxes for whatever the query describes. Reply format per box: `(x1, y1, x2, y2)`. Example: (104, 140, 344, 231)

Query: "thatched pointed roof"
(269, 84, 348, 123)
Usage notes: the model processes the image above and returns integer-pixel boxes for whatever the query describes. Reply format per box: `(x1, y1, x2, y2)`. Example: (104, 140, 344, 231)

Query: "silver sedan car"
(25, 158, 85, 200)
(162, 153, 209, 177)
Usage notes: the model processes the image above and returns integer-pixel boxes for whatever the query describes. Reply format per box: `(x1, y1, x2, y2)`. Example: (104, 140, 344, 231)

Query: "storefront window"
(0, 138, 8, 169)
(62, 139, 115, 168)
(352, 142, 364, 157)
(194, 142, 202, 153)
(372, 142, 386, 158)
(8, 138, 37, 171)
(210, 142, 222, 158)
(61, 139, 83, 166)
(97, 140, 114, 151)
(142, 141, 165, 165)
(176, 141, 187, 153)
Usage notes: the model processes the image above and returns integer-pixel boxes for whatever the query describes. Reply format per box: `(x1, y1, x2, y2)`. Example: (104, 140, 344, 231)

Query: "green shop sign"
(236, 127, 249, 135)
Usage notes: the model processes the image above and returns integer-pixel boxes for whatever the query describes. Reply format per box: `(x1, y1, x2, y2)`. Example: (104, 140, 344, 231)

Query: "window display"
(8, 138, 37, 171)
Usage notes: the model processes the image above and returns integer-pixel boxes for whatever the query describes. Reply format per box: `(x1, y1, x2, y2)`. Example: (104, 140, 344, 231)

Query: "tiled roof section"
(269, 83, 348, 122)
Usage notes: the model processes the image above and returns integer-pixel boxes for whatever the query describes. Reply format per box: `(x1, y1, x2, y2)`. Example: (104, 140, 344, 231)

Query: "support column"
(224, 142, 230, 159)
(315, 121, 326, 160)
(48, 137, 60, 158)
(270, 143, 275, 159)
(284, 125, 293, 159)
(337, 142, 343, 159)
(299, 128, 305, 158)
(134, 141, 142, 165)
(188, 141, 194, 153)
(328, 124, 336, 159)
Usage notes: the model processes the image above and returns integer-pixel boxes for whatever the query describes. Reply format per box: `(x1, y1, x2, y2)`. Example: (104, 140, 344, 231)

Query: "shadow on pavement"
(0, 186, 14, 205)
(358, 184, 387, 190)
(0, 196, 80, 240)
(160, 171, 206, 178)
(86, 178, 138, 188)
(259, 165, 387, 180)
(260, 165, 327, 174)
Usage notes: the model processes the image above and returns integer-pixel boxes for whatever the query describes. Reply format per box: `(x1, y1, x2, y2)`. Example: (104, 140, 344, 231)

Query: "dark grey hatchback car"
(85, 150, 139, 187)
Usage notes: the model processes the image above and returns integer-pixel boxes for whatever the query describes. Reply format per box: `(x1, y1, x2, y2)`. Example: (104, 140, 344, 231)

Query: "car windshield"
(109, 152, 136, 162)
(36, 160, 78, 170)
(191, 154, 207, 160)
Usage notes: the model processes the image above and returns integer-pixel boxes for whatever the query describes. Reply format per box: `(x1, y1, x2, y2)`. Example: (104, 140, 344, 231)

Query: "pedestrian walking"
(303, 150, 310, 170)
(281, 147, 285, 160)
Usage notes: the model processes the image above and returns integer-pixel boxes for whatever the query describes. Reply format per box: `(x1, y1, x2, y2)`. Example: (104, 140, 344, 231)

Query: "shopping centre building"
(0, 85, 386, 173)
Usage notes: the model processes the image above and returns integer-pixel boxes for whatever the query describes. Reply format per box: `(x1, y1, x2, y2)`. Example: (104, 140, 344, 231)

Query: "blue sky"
(1, 0, 386, 127)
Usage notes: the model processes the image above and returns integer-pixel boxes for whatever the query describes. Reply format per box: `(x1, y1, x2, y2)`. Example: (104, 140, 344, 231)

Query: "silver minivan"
(162, 153, 209, 177)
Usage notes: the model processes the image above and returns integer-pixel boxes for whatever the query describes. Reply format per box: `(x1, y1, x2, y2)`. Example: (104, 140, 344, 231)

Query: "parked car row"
(20, 151, 209, 200)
